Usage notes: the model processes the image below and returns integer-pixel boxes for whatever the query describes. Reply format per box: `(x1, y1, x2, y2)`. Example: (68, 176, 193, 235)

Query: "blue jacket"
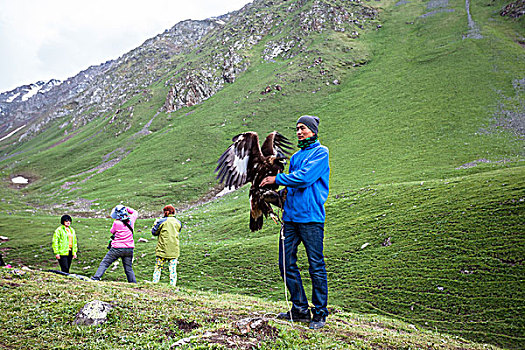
(276, 140, 330, 223)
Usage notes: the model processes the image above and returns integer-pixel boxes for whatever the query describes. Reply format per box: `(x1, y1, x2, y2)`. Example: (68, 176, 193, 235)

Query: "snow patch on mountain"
(6, 92, 21, 103)
(21, 85, 42, 101)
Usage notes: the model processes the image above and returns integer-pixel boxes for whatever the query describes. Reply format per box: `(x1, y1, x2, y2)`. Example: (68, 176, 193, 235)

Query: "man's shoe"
(309, 312, 326, 329)
(277, 309, 311, 323)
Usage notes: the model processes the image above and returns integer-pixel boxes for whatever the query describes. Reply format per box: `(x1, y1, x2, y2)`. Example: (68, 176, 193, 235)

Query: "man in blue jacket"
(260, 115, 330, 329)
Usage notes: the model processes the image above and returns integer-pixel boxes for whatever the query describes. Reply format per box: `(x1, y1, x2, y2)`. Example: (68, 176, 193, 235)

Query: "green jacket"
(52, 225, 78, 256)
(151, 215, 182, 259)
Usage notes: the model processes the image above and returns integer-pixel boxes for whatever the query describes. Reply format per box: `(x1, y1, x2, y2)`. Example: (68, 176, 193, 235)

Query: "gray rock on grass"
(73, 300, 114, 326)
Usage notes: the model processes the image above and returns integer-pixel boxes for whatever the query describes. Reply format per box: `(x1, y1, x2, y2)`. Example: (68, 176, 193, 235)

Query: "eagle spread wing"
(215, 131, 292, 190)
(215, 131, 292, 231)
(261, 131, 292, 158)
(215, 132, 262, 190)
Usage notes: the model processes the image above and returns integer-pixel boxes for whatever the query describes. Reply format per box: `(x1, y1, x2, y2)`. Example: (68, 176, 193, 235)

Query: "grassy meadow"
(1, 268, 507, 350)
(1, 0, 524, 348)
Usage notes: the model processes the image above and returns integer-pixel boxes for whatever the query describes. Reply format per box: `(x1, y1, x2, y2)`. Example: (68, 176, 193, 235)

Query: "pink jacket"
(110, 207, 138, 248)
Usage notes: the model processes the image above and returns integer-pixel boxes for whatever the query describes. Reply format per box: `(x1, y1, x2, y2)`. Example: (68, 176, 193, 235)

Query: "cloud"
(0, 0, 252, 92)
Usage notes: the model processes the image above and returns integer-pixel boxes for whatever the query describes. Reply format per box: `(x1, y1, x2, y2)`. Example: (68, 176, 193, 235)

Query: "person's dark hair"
(61, 214, 72, 225)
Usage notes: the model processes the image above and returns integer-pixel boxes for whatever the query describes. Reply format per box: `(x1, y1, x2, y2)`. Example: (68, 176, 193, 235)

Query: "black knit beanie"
(297, 115, 320, 135)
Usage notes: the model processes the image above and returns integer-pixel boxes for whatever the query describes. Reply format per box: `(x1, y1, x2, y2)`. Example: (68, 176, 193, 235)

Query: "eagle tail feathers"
(250, 214, 264, 232)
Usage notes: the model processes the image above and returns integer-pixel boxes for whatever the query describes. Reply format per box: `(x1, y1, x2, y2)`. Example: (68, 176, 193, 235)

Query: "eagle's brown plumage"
(215, 131, 292, 231)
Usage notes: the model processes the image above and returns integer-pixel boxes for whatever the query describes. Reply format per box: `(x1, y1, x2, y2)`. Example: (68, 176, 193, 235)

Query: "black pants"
(58, 250, 73, 273)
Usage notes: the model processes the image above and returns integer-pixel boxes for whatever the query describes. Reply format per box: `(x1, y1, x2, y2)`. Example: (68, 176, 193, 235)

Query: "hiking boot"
(309, 311, 327, 329)
(277, 309, 311, 323)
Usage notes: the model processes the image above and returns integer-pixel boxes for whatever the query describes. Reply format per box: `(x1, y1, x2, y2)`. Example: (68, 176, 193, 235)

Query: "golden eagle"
(215, 131, 292, 231)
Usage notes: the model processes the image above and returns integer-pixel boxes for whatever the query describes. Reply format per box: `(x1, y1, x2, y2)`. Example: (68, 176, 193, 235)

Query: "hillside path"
(464, 0, 483, 39)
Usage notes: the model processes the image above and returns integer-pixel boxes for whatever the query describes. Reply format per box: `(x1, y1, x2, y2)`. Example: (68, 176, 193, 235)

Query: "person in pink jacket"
(92, 205, 138, 283)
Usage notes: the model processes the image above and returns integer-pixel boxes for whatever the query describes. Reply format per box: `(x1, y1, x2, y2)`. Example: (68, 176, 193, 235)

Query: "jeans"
(279, 222, 328, 316)
(58, 250, 73, 273)
(92, 247, 136, 283)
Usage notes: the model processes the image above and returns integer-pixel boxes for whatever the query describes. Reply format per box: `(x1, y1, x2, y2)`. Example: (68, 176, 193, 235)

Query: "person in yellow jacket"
(52, 214, 78, 273)
(151, 205, 182, 287)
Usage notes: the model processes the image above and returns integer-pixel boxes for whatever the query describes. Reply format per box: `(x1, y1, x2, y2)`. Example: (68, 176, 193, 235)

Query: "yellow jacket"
(52, 225, 78, 256)
(152, 215, 181, 259)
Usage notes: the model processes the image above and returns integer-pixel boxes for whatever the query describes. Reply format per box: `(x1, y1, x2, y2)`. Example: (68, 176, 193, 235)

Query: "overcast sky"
(0, 0, 253, 93)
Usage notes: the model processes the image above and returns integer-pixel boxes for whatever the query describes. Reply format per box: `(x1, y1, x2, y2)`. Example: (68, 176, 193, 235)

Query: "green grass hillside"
(0, 0, 523, 348)
(0, 269, 505, 349)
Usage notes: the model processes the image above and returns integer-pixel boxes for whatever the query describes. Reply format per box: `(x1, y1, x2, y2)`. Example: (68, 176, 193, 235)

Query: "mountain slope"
(0, 0, 382, 213)
(0, 0, 523, 348)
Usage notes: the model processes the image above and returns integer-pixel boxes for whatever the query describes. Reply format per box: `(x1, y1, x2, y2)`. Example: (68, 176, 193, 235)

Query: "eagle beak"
(274, 157, 287, 165)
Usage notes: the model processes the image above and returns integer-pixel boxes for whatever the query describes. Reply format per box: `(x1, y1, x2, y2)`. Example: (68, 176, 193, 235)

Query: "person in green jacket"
(151, 205, 182, 287)
(52, 214, 78, 273)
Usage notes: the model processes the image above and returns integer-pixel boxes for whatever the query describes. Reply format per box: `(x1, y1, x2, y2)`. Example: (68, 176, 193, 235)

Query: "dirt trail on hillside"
(464, 0, 483, 39)
(403, 0, 483, 40)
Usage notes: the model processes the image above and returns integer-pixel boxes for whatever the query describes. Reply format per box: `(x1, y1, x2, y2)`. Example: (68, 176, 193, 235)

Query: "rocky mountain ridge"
(0, 17, 229, 143)
(0, 79, 62, 103)
(0, 0, 378, 146)
(0, 79, 61, 133)
(164, 0, 378, 113)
